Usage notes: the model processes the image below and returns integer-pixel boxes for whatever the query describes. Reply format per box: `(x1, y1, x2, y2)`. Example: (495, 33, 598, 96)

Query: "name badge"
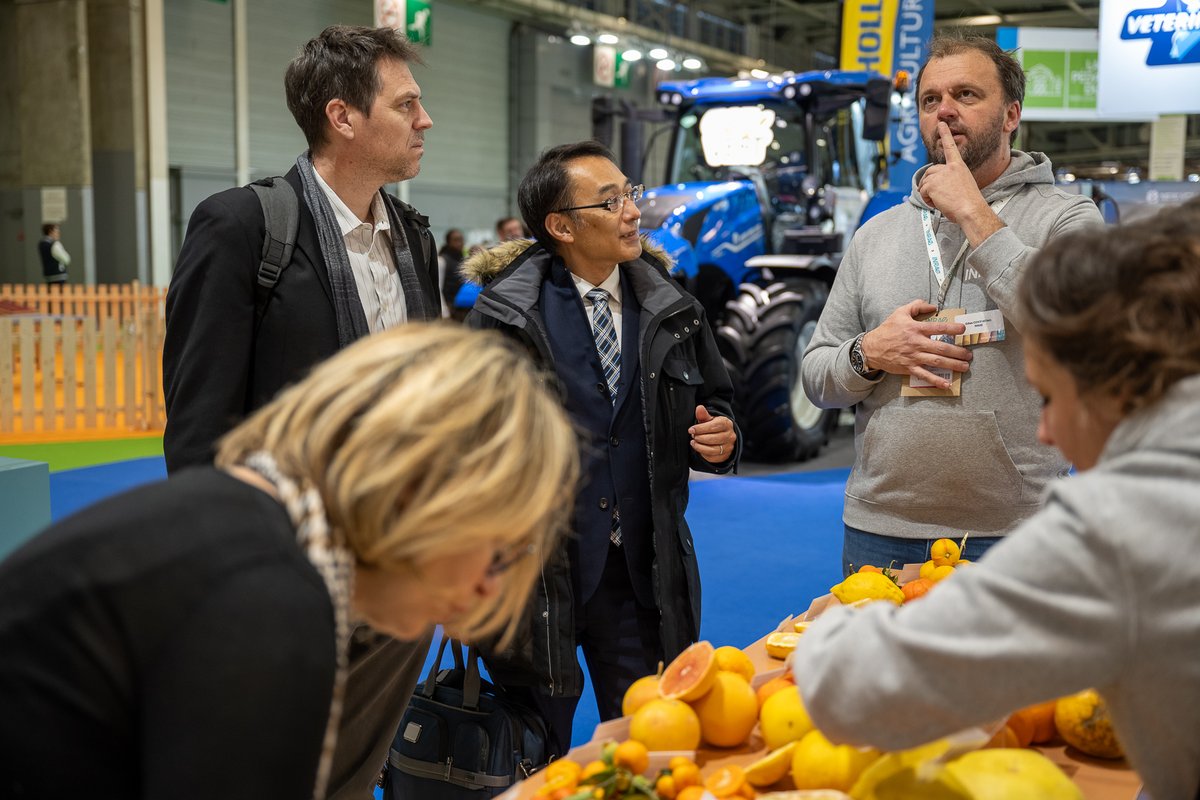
(901, 308, 963, 397)
(954, 310, 1006, 346)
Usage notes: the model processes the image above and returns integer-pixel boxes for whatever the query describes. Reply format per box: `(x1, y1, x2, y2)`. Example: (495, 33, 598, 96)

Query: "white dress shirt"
(572, 266, 624, 353)
(311, 168, 407, 332)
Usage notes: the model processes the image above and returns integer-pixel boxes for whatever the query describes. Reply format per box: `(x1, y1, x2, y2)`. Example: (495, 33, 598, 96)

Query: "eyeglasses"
(554, 185, 644, 214)
(487, 540, 536, 577)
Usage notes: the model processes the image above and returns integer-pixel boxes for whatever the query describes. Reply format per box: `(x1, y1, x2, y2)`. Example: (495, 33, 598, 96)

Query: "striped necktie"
(587, 288, 620, 405)
(586, 287, 622, 546)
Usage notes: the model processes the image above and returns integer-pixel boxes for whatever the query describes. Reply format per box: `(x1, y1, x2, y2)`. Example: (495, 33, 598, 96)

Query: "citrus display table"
(500, 608, 1143, 799)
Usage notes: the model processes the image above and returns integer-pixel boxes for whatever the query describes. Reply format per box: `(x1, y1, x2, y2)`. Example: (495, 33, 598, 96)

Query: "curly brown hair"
(1018, 198, 1200, 413)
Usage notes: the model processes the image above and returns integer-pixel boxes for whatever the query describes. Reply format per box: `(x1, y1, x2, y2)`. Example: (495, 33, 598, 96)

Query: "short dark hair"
(517, 141, 616, 253)
(41, 223, 58, 236)
(284, 25, 423, 150)
(1018, 199, 1200, 413)
(917, 32, 1025, 146)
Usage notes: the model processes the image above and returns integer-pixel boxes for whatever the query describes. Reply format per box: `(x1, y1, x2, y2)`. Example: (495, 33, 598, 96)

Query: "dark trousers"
(327, 625, 434, 799)
(512, 543, 662, 757)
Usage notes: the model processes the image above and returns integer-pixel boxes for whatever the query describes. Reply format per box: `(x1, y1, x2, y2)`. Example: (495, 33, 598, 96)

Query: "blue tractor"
(637, 70, 902, 461)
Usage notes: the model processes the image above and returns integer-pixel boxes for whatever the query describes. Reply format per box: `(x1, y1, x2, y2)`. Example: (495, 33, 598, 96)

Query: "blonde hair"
(217, 323, 579, 643)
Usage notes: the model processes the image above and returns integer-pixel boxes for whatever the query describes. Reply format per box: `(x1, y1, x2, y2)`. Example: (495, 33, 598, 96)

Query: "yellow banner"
(840, 0, 900, 75)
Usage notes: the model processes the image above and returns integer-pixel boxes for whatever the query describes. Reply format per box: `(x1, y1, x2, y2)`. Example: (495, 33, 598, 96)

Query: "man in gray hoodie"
(801, 33, 1103, 575)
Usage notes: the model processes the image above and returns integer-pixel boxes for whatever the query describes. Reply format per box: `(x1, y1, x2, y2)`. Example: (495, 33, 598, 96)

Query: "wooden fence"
(0, 283, 166, 439)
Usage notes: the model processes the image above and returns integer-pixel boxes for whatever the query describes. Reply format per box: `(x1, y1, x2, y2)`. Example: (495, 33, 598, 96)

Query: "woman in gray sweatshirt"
(792, 199, 1200, 800)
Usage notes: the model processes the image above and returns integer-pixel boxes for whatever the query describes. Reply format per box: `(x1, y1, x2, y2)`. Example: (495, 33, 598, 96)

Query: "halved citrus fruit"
(659, 640, 718, 702)
(764, 631, 800, 660)
(745, 740, 800, 787)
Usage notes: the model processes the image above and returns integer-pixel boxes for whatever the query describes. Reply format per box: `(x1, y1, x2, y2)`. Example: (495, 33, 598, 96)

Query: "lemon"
(928, 564, 956, 583)
(830, 572, 904, 606)
(765, 631, 801, 659)
(745, 741, 799, 787)
(1054, 689, 1123, 759)
(791, 730, 880, 792)
(943, 749, 1082, 799)
(919, 560, 937, 580)
(930, 537, 961, 566)
(759, 686, 815, 750)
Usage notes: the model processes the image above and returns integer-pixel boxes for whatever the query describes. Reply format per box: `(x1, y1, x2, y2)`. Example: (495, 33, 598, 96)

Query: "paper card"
(901, 307, 964, 397)
(954, 309, 1006, 346)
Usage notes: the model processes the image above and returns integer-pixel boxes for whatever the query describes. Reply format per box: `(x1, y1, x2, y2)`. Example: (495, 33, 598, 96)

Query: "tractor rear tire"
(716, 278, 838, 462)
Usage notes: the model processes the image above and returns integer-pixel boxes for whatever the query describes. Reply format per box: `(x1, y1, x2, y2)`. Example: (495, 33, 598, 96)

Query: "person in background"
(496, 215, 524, 243)
(38, 223, 70, 287)
(439, 227, 466, 319)
(464, 140, 739, 755)
(800, 32, 1103, 576)
(792, 199, 1200, 800)
(161, 25, 440, 798)
(0, 324, 579, 800)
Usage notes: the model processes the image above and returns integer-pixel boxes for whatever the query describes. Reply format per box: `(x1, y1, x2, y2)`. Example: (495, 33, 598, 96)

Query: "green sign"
(406, 0, 431, 46)
(1019, 48, 1098, 112)
(1067, 51, 1098, 109)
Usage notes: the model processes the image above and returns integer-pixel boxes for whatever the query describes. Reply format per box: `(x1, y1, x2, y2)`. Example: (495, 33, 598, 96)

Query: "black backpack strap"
(248, 177, 299, 329)
(391, 196, 433, 267)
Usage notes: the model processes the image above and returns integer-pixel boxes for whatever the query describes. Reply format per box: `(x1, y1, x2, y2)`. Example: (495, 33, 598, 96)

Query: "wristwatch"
(849, 333, 878, 378)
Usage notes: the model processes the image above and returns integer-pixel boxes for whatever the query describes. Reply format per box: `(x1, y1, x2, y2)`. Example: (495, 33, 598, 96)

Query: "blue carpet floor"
(45, 457, 850, 755)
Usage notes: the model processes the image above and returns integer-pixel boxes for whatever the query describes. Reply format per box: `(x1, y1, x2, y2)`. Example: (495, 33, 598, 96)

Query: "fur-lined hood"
(460, 235, 674, 286)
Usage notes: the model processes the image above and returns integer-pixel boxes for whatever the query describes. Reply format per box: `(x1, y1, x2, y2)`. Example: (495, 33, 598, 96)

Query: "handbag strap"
(462, 642, 484, 710)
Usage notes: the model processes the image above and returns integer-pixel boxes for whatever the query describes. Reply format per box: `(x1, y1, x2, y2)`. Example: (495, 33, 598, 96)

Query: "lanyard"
(920, 194, 1013, 293)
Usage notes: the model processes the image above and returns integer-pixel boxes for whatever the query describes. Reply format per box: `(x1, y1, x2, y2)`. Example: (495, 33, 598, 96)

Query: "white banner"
(1097, 0, 1200, 116)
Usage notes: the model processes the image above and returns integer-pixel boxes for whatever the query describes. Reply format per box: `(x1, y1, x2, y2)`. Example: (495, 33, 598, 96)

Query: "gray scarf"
(295, 152, 432, 348)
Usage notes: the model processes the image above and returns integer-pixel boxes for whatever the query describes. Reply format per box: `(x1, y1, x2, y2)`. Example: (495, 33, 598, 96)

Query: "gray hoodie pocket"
(851, 406, 1025, 509)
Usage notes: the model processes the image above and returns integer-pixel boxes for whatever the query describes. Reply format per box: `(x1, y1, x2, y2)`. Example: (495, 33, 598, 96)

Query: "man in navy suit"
(464, 140, 740, 754)
(162, 26, 439, 799)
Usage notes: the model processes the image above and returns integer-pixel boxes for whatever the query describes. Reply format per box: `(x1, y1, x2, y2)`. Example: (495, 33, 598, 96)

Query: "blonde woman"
(0, 324, 578, 800)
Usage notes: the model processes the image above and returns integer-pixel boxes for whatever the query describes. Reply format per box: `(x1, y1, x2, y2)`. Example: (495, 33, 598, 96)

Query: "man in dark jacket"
(161, 26, 440, 800)
(464, 140, 739, 754)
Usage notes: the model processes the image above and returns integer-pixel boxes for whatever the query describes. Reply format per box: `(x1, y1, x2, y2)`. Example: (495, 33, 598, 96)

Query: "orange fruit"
(659, 641, 718, 702)
(669, 755, 697, 772)
(622, 672, 662, 717)
(1011, 700, 1058, 744)
(580, 760, 607, 780)
(1006, 711, 1036, 748)
(655, 774, 678, 799)
(612, 739, 649, 774)
(713, 645, 756, 683)
(704, 764, 748, 797)
(931, 537, 961, 566)
(755, 673, 796, 708)
(758, 685, 815, 750)
(541, 758, 581, 784)
(692, 671, 759, 747)
(900, 577, 934, 602)
(676, 787, 708, 800)
(534, 772, 575, 797)
(629, 698, 702, 751)
(985, 725, 1020, 749)
(672, 761, 702, 789)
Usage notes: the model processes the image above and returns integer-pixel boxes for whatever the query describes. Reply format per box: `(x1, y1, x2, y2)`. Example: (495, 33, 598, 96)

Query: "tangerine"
(1011, 700, 1058, 744)
(629, 698, 702, 751)
(672, 761, 702, 789)
(1006, 712, 1036, 748)
(918, 559, 937, 580)
(755, 673, 795, 708)
(669, 756, 697, 773)
(541, 759, 582, 784)
(985, 724, 1021, 749)
(612, 739, 649, 774)
(692, 671, 759, 747)
(660, 641, 718, 702)
(900, 577, 934, 602)
(676, 787, 707, 800)
(704, 764, 748, 797)
(655, 774, 678, 799)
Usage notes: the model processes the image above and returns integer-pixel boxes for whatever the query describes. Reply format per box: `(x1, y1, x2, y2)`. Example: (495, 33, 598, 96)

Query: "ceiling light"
(682, 57, 703, 70)
(622, 48, 643, 61)
(597, 32, 619, 45)
(570, 33, 591, 46)
(750, 68, 769, 79)
(657, 58, 676, 70)
(649, 47, 669, 60)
